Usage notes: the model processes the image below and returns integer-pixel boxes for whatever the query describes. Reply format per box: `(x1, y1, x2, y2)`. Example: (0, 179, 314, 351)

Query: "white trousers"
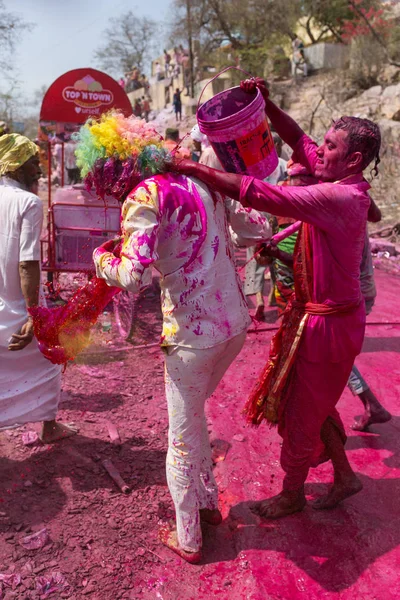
(164, 331, 246, 552)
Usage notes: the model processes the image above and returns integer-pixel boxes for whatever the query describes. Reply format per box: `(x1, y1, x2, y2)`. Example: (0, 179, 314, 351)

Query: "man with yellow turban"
(0, 134, 77, 441)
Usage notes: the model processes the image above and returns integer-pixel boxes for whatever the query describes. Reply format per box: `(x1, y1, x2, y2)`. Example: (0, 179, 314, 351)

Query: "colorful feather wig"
(74, 111, 171, 201)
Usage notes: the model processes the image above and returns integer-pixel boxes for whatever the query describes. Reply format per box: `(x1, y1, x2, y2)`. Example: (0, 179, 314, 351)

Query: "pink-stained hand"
(258, 240, 280, 259)
(240, 77, 269, 103)
(167, 157, 199, 177)
(98, 237, 122, 257)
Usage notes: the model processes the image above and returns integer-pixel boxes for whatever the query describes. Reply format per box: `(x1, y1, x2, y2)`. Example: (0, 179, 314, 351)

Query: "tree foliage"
(169, 0, 391, 61)
(169, 0, 300, 77)
(0, 0, 33, 73)
(299, 0, 382, 44)
(94, 12, 159, 75)
(170, 0, 299, 52)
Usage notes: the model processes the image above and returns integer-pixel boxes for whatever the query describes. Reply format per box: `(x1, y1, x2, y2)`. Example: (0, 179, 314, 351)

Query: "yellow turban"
(0, 134, 38, 177)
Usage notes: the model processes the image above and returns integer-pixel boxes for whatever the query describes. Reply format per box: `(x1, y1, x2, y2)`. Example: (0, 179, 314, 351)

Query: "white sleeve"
(225, 199, 271, 247)
(93, 189, 159, 293)
(19, 196, 43, 262)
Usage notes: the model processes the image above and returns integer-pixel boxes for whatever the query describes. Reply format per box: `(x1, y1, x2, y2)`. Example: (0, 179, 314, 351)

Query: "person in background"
(131, 67, 141, 90)
(118, 76, 125, 89)
(190, 124, 210, 163)
(292, 37, 308, 79)
(155, 61, 162, 81)
(0, 134, 78, 442)
(173, 88, 182, 123)
(244, 134, 287, 321)
(142, 96, 151, 122)
(140, 73, 150, 94)
(133, 98, 142, 118)
(164, 49, 172, 78)
(181, 50, 191, 95)
(173, 46, 182, 74)
(347, 232, 392, 431)
(163, 128, 190, 160)
(64, 140, 80, 185)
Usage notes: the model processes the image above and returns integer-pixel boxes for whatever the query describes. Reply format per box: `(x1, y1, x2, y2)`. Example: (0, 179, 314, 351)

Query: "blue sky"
(9, 0, 171, 100)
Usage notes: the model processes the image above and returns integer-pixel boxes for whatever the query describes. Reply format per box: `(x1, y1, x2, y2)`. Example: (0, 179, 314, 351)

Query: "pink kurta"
(240, 135, 371, 489)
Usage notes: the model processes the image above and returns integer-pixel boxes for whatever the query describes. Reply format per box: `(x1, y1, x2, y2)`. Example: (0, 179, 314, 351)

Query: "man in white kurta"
(93, 172, 271, 561)
(0, 134, 76, 442)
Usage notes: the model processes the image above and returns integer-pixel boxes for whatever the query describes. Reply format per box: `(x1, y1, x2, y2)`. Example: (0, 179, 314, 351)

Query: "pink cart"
(38, 68, 136, 339)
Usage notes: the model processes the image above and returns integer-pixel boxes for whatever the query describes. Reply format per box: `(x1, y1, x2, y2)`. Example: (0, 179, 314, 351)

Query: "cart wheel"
(113, 290, 135, 339)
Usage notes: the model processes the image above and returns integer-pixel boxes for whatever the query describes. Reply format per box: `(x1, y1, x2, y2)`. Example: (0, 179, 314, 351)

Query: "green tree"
(169, 0, 300, 78)
(94, 12, 159, 75)
(299, 0, 381, 45)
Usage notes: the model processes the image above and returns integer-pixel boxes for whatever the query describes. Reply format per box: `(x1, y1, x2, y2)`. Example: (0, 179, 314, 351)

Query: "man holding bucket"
(171, 78, 381, 519)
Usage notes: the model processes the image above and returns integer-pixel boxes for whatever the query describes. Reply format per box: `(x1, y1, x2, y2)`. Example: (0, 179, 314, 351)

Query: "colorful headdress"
(0, 134, 38, 176)
(74, 111, 171, 201)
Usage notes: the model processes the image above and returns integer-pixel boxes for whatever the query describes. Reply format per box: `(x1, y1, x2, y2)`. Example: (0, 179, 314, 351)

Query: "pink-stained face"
(315, 128, 354, 182)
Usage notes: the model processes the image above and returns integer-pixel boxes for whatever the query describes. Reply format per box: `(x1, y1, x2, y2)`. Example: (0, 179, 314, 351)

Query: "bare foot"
(313, 476, 363, 510)
(200, 508, 222, 526)
(254, 305, 265, 322)
(39, 421, 79, 444)
(158, 523, 202, 564)
(251, 490, 306, 519)
(352, 408, 392, 432)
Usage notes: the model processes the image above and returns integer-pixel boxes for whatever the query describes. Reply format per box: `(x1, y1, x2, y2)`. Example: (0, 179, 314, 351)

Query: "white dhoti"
(164, 331, 246, 552)
(0, 300, 61, 430)
(0, 176, 61, 430)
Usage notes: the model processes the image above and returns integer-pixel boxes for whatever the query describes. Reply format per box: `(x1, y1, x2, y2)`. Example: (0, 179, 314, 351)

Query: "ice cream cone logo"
(62, 74, 114, 109)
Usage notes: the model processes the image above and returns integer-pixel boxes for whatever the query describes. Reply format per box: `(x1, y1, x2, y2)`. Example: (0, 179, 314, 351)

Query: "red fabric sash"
(244, 223, 360, 426)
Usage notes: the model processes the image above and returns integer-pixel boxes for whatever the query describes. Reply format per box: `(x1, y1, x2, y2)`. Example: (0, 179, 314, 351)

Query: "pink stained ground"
(0, 267, 398, 599)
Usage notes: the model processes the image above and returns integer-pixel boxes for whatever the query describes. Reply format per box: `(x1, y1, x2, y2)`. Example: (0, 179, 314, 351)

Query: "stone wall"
(128, 69, 233, 116)
(304, 42, 350, 72)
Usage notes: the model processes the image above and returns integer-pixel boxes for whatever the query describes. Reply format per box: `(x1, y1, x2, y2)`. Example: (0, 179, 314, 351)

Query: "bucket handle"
(196, 66, 255, 116)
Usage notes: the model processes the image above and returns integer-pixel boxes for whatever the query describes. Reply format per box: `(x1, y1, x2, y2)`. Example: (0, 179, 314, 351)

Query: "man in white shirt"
(94, 172, 271, 562)
(0, 134, 77, 442)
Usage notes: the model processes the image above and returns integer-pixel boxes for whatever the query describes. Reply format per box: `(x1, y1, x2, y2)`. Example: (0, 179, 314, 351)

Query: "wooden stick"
(106, 421, 121, 445)
(102, 459, 131, 494)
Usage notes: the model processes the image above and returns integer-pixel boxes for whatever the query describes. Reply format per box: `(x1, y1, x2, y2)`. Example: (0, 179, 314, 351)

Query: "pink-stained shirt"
(94, 173, 271, 349)
(240, 134, 371, 363)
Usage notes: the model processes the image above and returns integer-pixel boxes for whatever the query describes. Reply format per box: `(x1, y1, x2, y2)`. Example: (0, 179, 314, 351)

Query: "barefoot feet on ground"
(158, 522, 202, 564)
(40, 421, 79, 443)
(313, 476, 363, 510)
(200, 508, 222, 525)
(254, 305, 265, 322)
(251, 491, 306, 519)
(352, 408, 392, 431)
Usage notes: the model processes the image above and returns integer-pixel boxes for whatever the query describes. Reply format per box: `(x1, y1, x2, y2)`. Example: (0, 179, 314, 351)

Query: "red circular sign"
(40, 68, 133, 123)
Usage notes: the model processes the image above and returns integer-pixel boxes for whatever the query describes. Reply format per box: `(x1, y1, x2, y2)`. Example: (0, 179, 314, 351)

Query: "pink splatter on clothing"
(240, 136, 371, 363)
(94, 173, 270, 348)
(240, 134, 371, 490)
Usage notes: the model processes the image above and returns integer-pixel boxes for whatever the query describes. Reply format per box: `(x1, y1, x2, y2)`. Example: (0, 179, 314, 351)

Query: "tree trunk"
(186, 0, 195, 98)
(305, 16, 316, 44)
